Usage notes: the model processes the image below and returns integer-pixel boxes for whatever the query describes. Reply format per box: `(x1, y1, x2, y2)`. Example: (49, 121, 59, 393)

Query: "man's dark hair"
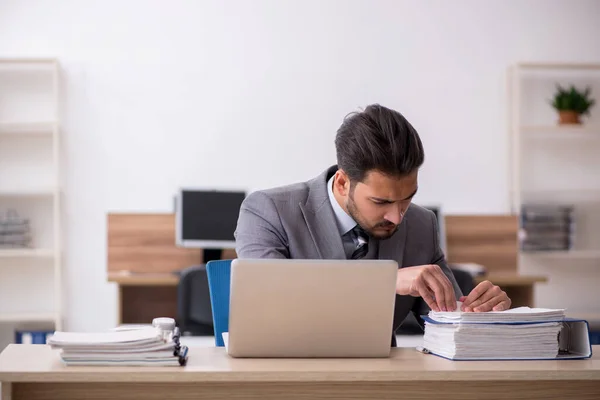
(334, 104, 424, 183)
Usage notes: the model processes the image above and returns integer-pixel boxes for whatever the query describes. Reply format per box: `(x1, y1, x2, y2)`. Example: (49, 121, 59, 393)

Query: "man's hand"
(459, 280, 511, 312)
(396, 264, 457, 312)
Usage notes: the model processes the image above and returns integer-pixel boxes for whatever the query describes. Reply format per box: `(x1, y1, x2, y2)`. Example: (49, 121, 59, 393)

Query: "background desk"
(2, 344, 600, 400)
(106, 213, 549, 326)
(108, 271, 547, 325)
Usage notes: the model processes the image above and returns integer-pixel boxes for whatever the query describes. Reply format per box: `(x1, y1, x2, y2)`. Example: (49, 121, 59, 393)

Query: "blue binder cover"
(418, 317, 593, 361)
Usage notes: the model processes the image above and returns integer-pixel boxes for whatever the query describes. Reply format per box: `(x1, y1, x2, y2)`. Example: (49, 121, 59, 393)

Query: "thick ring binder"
(419, 316, 593, 361)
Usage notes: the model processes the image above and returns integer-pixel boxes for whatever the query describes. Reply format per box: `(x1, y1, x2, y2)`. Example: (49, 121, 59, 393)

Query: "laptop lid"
(227, 258, 398, 358)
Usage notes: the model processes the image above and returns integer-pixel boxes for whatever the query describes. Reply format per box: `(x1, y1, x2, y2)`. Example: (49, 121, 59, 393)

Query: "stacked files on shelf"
(420, 306, 592, 361)
(47, 326, 188, 366)
(519, 204, 574, 251)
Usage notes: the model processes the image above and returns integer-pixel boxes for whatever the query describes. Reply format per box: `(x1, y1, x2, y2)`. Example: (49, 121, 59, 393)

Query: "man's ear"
(334, 169, 351, 196)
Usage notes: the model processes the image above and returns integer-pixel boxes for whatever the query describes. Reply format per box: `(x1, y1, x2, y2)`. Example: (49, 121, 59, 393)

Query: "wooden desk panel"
(9, 380, 600, 400)
(109, 272, 179, 286)
(1, 345, 600, 400)
(120, 286, 177, 324)
(445, 215, 519, 274)
(107, 213, 203, 273)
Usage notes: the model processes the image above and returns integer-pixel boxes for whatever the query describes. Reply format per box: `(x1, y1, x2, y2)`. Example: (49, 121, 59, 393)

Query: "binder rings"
(418, 317, 593, 361)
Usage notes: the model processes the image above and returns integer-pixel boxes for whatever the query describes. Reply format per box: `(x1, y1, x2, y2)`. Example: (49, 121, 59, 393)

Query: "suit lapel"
(299, 166, 346, 260)
(378, 213, 407, 266)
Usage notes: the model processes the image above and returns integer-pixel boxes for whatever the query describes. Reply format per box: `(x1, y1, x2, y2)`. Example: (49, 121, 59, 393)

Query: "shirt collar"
(327, 174, 357, 236)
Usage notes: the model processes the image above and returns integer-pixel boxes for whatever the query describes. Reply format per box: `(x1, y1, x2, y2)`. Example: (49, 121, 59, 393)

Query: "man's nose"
(384, 206, 405, 225)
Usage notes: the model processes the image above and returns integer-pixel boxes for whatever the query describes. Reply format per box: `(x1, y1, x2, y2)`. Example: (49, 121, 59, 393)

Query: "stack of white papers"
(47, 327, 188, 366)
(422, 306, 565, 360)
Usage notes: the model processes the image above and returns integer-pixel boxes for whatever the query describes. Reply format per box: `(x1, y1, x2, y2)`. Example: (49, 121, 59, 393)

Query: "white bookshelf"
(0, 58, 62, 347)
(0, 248, 55, 258)
(0, 121, 56, 136)
(0, 312, 56, 323)
(508, 62, 600, 321)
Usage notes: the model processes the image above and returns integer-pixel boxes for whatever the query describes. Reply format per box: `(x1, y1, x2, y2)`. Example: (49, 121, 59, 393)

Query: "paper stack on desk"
(421, 306, 566, 360)
(47, 326, 188, 366)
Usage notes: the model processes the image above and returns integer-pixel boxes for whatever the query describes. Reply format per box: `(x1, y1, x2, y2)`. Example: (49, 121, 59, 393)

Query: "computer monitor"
(175, 189, 246, 257)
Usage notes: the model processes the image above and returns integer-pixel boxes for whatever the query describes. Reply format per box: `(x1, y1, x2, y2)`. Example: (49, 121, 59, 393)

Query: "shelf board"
(521, 125, 600, 138)
(0, 122, 56, 136)
(0, 58, 57, 72)
(516, 62, 600, 70)
(0, 248, 55, 258)
(521, 250, 600, 259)
(0, 58, 57, 64)
(0, 312, 56, 323)
(0, 188, 57, 198)
(520, 189, 600, 204)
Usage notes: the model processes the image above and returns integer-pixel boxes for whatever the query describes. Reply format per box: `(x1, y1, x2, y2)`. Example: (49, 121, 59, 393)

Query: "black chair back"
(177, 265, 214, 336)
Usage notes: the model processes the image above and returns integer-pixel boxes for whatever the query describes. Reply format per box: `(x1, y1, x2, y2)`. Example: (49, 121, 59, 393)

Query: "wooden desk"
(109, 271, 179, 325)
(1, 345, 599, 400)
(106, 213, 548, 325)
(109, 271, 548, 324)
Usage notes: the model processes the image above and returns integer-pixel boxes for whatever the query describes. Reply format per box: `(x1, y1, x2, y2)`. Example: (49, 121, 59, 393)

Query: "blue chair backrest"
(205, 259, 232, 347)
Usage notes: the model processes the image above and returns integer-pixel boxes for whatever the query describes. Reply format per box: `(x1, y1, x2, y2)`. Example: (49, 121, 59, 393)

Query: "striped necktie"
(351, 226, 369, 259)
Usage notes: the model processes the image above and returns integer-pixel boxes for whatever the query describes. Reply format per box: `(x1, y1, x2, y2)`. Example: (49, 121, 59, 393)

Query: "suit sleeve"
(411, 209, 464, 321)
(234, 191, 290, 259)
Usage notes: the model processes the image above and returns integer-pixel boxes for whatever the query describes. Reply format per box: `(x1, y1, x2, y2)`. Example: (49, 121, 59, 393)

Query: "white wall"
(0, 0, 599, 332)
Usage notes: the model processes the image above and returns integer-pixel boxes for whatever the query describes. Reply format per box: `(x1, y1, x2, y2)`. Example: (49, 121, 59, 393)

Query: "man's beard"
(346, 197, 399, 240)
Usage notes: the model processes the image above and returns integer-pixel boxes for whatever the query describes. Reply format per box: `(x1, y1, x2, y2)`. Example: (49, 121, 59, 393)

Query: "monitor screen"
(176, 189, 246, 248)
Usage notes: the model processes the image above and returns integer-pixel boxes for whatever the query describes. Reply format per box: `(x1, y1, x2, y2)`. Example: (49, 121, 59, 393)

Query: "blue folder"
(418, 317, 593, 361)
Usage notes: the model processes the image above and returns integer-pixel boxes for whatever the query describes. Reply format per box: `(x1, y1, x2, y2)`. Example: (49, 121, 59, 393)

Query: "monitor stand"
(203, 248, 223, 264)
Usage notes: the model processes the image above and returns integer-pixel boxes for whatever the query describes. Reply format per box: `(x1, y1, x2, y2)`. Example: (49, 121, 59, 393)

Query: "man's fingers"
(472, 294, 503, 312)
(466, 284, 501, 312)
(422, 269, 446, 311)
(429, 265, 457, 312)
(462, 280, 494, 308)
(416, 278, 439, 312)
(437, 267, 457, 312)
(423, 266, 455, 312)
(493, 299, 511, 311)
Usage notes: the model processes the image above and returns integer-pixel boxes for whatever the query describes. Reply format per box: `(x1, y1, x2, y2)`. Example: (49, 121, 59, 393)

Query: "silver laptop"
(225, 258, 398, 358)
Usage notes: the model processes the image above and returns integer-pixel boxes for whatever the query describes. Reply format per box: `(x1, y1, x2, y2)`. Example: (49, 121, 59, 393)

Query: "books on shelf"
(420, 304, 592, 360)
(519, 204, 575, 252)
(0, 209, 32, 248)
(48, 324, 188, 366)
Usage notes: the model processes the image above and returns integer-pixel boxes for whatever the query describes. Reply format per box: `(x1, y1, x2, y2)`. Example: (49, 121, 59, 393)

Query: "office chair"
(205, 259, 233, 347)
(176, 265, 215, 336)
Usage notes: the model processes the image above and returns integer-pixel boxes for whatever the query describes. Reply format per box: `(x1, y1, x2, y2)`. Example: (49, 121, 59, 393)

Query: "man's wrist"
(395, 273, 411, 296)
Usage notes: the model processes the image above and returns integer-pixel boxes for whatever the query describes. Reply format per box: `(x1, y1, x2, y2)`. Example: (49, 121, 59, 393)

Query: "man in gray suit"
(234, 104, 511, 344)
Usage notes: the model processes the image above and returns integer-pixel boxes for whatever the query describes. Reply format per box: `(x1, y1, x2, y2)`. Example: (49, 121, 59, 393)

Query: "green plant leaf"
(550, 83, 596, 115)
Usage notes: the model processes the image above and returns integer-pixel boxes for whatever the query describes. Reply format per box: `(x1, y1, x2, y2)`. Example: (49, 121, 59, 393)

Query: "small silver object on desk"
(153, 317, 176, 342)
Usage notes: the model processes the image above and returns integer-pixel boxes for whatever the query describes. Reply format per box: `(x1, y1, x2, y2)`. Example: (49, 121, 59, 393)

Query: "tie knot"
(351, 226, 369, 260)
(353, 226, 368, 245)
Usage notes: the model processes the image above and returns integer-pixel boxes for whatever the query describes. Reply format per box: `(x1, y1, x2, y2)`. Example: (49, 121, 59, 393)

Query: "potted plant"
(550, 84, 595, 124)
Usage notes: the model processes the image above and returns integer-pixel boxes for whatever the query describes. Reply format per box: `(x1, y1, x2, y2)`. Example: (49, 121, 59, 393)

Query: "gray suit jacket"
(234, 165, 462, 343)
